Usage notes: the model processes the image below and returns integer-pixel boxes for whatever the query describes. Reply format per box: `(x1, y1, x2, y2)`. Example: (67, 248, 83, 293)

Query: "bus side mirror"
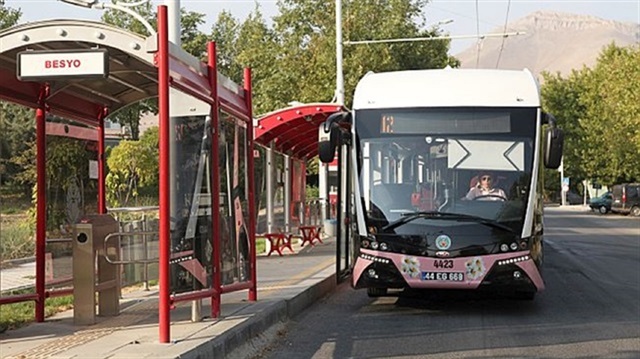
(318, 122, 338, 163)
(318, 111, 351, 163)
(544, 127, 564, 169)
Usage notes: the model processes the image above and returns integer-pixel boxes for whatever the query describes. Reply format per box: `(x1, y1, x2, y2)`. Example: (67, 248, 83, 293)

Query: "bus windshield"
(356, 107, 537, 235)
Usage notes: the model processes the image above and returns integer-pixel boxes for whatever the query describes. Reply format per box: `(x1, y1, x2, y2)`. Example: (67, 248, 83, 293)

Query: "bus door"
(318, 112, 354, 282)
(336, 140, 353, 281)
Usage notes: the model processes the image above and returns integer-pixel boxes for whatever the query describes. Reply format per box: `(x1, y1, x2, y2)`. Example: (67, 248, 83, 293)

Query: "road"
(260, 207, 640, 358)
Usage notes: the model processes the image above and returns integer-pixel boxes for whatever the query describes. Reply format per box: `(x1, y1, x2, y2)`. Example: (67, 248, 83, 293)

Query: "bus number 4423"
(434, 259, 453, 269)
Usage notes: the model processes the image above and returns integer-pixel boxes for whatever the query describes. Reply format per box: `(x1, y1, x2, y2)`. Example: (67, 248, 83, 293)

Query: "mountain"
(455, 11, 639, 77)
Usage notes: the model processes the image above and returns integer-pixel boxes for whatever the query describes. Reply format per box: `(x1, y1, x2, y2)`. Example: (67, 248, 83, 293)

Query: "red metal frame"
(98, 107, 108, 214)
(244, 68, 257, 301)
(208, 41, 222, 318)
(157, 6, 171, 343)
(156, 5, 254, 342)
(35, 85, 49, 322)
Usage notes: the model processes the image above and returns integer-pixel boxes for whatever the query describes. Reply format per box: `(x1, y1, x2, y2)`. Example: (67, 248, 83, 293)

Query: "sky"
(4, 0, 640, 55)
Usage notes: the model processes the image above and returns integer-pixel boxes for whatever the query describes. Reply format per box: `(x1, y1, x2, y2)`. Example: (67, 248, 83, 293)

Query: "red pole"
(35, 85, 48, 322)
(208, 41, 222, 318)
(244, 68, 257, 301)
(157, 5, 171, 344)
(97, 108, 107, 214)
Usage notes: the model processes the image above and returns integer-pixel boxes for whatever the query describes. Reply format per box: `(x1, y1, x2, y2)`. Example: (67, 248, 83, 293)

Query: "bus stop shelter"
(0, 6, 256, 343)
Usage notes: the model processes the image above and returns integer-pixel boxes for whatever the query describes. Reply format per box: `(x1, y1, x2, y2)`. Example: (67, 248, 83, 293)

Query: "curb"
(180, 271, 337, 359)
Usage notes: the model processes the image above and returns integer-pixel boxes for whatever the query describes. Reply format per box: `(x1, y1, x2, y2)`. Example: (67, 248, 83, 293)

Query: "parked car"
(589, 191, 612, 214)
(611, 183, 640, 217)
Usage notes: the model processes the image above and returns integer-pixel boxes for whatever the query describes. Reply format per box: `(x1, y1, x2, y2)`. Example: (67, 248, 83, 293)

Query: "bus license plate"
(422, 272, 464, 281)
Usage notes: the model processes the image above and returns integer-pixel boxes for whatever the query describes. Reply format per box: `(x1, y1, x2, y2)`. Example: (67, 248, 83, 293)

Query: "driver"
(465, 172, 507, 201)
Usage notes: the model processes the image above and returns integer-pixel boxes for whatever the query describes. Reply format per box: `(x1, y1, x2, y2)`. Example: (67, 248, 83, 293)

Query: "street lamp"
(58, 0, 156, 35)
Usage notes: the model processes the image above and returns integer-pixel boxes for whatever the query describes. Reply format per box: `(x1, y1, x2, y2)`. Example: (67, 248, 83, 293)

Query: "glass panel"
(169, 114, 213, 294)
(219, 113, 251, 285)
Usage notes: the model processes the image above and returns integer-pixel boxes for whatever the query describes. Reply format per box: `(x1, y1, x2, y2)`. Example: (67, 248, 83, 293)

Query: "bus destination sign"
(17, 49, 109, 81)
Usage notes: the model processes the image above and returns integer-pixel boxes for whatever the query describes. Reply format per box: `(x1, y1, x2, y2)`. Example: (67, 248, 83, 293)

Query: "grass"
(0, 215, 35, 261)
(0, 289, 73, 333)
(256, 238, 266, 254)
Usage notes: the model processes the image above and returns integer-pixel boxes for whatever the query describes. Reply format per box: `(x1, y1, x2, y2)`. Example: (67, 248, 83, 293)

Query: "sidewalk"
(0, 238, 338, 359)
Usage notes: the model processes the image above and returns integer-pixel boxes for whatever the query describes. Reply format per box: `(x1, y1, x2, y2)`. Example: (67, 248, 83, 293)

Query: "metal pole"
(244, 67, 257, 302)
(284, 154, 291, 233)
(208, 41, 222, 318)
(266, 143, 274, 233)
(35, 92, 47, 322)
(98, 109, 107, 214)
(165, 0, 181, 46)
(335, 0, 344, 105)
(560, 157, 566, 206)
(157, 5, 171, 344)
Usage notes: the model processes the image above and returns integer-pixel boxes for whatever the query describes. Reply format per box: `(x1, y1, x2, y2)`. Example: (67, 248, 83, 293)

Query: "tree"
(542, 43, 640, 190)
(580, 44, 640, 184)
(0, 5, 34, 191)
(271, 0, 459, 108)
(105, 127, 159, 207)
(0, 3, 20, 29)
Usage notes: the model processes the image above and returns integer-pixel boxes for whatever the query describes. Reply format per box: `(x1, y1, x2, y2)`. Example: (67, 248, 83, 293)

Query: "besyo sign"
(17, 49, 109, 81)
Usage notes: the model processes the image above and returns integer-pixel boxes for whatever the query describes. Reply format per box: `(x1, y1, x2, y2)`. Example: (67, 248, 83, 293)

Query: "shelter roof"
(0, 19, 157, 126)
(254, 103, 344, 160)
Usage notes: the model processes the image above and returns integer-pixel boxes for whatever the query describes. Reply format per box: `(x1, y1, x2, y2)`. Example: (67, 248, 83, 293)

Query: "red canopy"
(254, 103, 345, 159)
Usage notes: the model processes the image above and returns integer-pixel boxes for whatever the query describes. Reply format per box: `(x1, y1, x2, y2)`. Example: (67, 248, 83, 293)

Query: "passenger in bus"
(465, 172, 507, 201)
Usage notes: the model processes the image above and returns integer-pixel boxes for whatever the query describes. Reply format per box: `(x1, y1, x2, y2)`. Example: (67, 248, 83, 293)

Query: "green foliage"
(106, 127, 159, 207)
(0, 102, 34, 191)
(210, 0, 457, 115)
(306, 184, 320, 199)
(542, 43, 640, 189)
(0, 4, 21, 30)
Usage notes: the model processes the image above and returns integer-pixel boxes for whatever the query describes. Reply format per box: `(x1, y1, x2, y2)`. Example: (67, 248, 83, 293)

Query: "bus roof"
(352, 68, 541, 110)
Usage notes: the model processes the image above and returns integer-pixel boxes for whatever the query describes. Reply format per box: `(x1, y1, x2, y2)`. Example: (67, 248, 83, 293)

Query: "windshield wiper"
(381, 211, 514, 233)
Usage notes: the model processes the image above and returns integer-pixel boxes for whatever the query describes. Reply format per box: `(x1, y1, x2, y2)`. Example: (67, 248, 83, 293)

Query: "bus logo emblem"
(435, 235, 452, 250)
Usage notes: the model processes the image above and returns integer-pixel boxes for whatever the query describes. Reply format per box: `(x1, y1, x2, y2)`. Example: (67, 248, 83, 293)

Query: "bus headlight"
(498, 255, 530, 266)
(500, 244, 509, 252)
(370, 241, 379, 250)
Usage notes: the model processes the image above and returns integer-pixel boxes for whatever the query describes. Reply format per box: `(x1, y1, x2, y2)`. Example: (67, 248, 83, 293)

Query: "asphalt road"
(260, 207, 640, 359)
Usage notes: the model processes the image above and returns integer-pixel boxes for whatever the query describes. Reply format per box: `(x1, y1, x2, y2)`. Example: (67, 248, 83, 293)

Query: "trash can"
(324, 219, 337, 237)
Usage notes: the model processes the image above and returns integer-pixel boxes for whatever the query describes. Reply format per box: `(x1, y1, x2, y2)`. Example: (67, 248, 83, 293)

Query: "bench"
(261, 232, 297, 256)
(298, 225, 323, 247)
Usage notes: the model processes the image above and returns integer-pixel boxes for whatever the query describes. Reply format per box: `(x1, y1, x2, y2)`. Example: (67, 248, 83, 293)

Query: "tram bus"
(319, 68, 564, 300)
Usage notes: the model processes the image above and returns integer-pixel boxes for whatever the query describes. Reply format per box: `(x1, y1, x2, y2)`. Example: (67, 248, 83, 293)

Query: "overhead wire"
(495, 0, 512, 68)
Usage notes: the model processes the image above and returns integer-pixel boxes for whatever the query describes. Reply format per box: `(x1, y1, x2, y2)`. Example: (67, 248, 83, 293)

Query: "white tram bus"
(319, 68, 564, 299)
